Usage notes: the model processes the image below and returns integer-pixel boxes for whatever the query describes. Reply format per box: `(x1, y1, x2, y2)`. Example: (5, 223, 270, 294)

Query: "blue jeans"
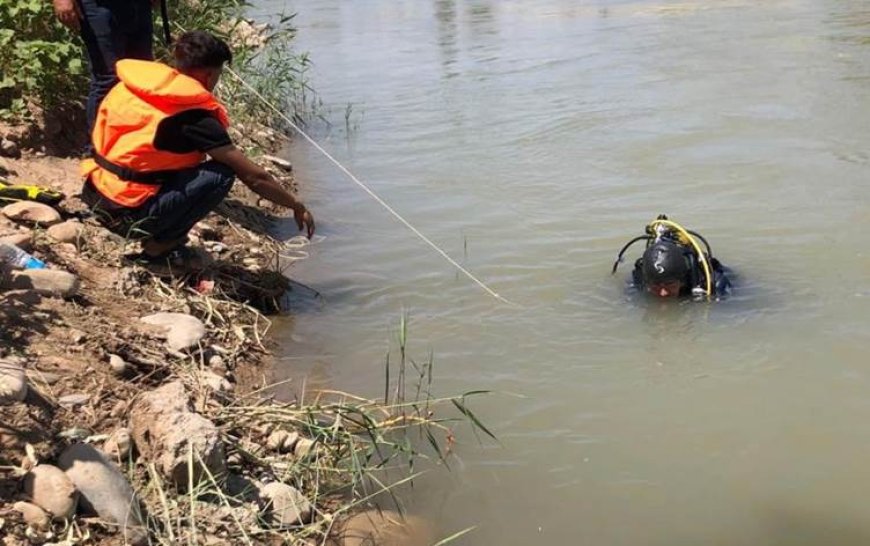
(77, 0, 153, 133)
(83, 161, 236, 243)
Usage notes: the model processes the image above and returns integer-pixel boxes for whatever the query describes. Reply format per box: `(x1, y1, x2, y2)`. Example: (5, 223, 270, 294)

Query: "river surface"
(254, 1, 870, 544)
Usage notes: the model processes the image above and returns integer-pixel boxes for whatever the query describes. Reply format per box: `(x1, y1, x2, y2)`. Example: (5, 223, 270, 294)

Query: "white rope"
(224, 65, 516, 306)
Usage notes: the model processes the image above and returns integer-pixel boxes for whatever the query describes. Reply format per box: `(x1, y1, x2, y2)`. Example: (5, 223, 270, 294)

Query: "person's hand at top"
(53, 0, 82, 31)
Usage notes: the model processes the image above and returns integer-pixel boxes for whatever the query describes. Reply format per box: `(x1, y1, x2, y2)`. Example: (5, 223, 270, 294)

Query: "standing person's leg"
(138, 161, 236, 257)
(118, 0, 154, 61)
(77, 0, 154, 134)
(77, 0, 118, 133)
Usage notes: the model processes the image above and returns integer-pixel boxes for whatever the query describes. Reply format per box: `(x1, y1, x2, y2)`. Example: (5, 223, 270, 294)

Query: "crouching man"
(81, 30, 314, 266)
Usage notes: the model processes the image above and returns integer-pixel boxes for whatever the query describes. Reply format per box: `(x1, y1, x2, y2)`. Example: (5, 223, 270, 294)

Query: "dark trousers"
(77, 0, 153, 133)
(83, 161, 236, 243)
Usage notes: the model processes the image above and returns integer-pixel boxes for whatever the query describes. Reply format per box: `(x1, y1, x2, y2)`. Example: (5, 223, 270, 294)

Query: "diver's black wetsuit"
(631, 246, 732, 299)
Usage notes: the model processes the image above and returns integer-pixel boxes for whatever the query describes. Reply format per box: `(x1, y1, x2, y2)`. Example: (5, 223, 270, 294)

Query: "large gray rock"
(258, 482, 312, 527)
(23, 464, 78, 519)
(129, 381, 225, 488)
(140, 312, 206, 351)
(46, 220, 82, 243)
(0, 359, 27, 404)
(1, 201, 60, 225)
(6, 269, 80, 298)
(57, 443, 147, 545)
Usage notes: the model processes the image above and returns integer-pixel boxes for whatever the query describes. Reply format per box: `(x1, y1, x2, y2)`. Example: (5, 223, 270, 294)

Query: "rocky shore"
(0, 143, 437, 545)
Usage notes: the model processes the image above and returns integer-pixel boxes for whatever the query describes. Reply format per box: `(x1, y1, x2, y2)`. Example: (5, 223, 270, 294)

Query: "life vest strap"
(93, 152, 177, 185)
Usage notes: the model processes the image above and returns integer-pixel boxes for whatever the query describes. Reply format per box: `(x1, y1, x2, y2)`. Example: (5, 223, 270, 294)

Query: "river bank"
(0, 124, 443, 544)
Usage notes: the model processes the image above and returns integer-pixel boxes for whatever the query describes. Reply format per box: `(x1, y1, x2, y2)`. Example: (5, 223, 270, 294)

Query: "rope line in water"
(223, 65, 515, 306)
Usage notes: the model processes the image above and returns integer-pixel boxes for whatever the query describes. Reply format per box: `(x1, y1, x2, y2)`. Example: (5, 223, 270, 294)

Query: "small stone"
(69, 329, 85, 344)
(258, 482, 312, 527)
(102, 428, 132, 459)
(12, 501, 49, 530)
(262, 155, 293, 172)
(58, 443, 148, 545)
(0, 139, 20, 158)
(0, 232, 32, 251)
(208, 354, 226, 373)
(294, 437, 315, 459)
(46, 221, 82, 244)
(108, 354, 127, 376)
(23, 465, 78, 519)
(6, 270, 80, 299)
(140, 312, 206, 351)
(57, 393, 89, 408)
(1, 202, 60, 226)
(266, 430, 299, 454)
(200, 370, 233, 394)
(0, 360, 27, 405)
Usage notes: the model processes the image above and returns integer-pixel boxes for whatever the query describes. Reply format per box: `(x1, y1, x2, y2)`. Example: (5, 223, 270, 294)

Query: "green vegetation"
(0, 0, 87, 119)
(0, 0, 316, 131)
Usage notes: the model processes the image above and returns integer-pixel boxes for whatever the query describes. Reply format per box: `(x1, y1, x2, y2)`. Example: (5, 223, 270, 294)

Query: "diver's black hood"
(641, 240, 690, 284)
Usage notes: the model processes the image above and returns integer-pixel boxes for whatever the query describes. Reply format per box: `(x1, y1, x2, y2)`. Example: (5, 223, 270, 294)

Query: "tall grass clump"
(132, 313, 494, 544)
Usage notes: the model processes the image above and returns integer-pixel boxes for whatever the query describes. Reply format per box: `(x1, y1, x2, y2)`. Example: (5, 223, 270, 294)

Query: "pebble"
(266, 430, 299, 454)
(258, 482, 312, 527)
(57, 393, 89, 408)
(294, 437, 316, 459)
(262, 155, 293, 172)
(0, 360, 27, 405)
(45, 221, 82, 244)
(12, 501, 49, 530)
(107, 354, 127, 376)
(0, 139, 20, 158)
(199, 370, 233, 395)
(102, 428, 132, 459)
(69, 329, 85, 344)
(23, 465, 78, 519)
(6, 270, 80, 299)
(0, 231, 32, 251)
(1, 202, 60, 226)
(58, 443, 148, 545)
(208, 354, 226, 373)
(140, 312, 206, 351)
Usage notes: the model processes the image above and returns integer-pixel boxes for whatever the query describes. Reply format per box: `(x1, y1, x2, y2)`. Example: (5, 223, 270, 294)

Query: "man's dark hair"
(173, 31, 232, 70)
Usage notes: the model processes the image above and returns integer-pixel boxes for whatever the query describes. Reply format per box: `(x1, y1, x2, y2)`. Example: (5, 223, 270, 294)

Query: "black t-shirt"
(153, 109, 231, 153)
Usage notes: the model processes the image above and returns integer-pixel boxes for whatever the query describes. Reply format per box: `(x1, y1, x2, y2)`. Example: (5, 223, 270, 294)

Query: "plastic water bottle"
(0, 243, 46, 269)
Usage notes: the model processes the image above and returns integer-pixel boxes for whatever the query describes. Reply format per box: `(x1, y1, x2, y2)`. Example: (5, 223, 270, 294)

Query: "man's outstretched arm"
(209, 144, 315, 238)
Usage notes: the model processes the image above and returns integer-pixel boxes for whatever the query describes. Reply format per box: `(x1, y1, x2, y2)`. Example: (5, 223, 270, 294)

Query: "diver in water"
(612, 215, 731, 300)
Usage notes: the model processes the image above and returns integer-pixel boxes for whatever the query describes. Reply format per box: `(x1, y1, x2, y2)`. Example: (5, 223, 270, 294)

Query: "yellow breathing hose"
(647, 219, 712, 298)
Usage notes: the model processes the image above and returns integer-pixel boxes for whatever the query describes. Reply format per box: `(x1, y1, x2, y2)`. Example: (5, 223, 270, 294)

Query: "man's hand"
(209, 145, 316, 238)
(53, 0, 82, 31)
(292, 203, 316, 239)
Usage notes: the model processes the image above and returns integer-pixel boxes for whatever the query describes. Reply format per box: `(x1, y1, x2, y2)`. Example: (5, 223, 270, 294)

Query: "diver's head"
(641, 240, 689, 298)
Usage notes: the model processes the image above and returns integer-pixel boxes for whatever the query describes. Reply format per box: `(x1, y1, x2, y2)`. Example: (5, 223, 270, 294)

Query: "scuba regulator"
(611, 214, 714, 298)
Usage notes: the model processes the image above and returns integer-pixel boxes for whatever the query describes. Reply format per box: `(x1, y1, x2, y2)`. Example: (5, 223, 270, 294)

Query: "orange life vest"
(80, 59, 230, 208)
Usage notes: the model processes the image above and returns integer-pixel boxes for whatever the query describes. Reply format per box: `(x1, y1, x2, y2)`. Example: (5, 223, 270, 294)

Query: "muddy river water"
(255, 1, 870, 544)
